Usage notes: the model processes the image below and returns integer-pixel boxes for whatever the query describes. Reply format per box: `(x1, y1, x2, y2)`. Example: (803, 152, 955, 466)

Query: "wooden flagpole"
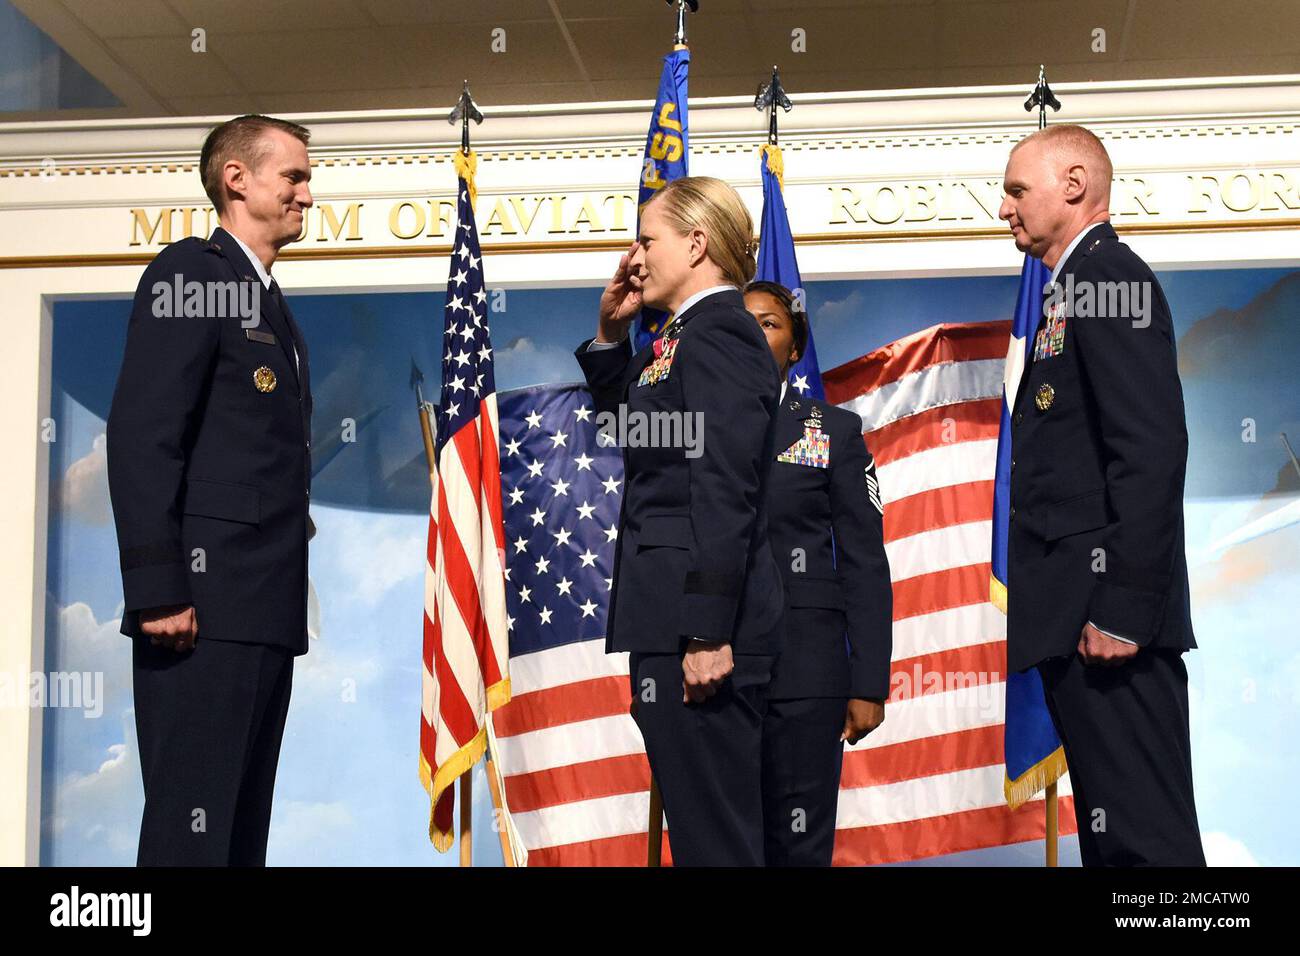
(1045, 781, 1059, 867)
(459, 775, 473, 866)
(647, 776, 664, 866)
(485, 741, 518, 867)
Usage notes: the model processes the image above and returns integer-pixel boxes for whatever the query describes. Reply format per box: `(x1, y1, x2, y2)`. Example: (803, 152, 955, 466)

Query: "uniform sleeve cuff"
(1087, 579, 1164, 645)
(1087, 620, 1138, 645)
(679, 592, 740, 643)
(121, 562, 192, 614)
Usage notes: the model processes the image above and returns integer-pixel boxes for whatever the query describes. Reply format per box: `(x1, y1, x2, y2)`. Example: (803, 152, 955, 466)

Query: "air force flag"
(633, 46, 690, 351)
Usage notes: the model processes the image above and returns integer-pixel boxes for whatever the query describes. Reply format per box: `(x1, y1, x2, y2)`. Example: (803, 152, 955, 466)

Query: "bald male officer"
(107, 114, 314, 866)
(999, 124, 1204, 866)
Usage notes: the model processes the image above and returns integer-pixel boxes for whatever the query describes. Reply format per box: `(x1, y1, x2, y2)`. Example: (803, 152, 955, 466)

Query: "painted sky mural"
(39, 264, 1299, 866)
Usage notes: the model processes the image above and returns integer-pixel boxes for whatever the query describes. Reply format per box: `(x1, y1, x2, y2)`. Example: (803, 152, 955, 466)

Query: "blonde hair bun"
(652, 176, 756, 288)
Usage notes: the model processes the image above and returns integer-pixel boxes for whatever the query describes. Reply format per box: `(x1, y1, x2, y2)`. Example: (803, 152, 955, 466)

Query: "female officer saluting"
(575, 177, 784, 866)
(744, 280, 893, 867)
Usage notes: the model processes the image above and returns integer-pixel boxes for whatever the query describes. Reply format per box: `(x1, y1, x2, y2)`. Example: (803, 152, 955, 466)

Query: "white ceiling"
(11, 0, 1300, 119)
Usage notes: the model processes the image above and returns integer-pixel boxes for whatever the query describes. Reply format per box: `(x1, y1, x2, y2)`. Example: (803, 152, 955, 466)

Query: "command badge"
(1034, 382, 1055, 412)
(253, 366, 277, 393)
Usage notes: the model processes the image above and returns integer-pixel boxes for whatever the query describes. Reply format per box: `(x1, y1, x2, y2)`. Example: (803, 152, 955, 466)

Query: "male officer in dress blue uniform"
(575, 180, 784, 865)
(1000, 124, 1204, 866)
(107, 115, 314, 866)
(746, 282, 893, 866)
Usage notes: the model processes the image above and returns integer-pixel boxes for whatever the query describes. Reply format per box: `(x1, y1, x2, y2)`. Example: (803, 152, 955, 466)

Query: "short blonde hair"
(650, 176, 757, 288)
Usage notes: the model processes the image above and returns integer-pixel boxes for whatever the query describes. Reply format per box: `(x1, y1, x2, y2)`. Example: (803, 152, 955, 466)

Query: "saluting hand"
(1077, 622, 1139, 666)
(842, 698, 884, 745)
(595, 241, 644, 344)
(140, 604, 198, 653)
(682, 640, 734, 704)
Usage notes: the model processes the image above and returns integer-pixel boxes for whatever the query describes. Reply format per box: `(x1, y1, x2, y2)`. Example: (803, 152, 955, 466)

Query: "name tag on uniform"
(246, 329, 278, 346)
(777, 425, 830, 468)
(1033, 303, 1066, 361)
(637, 337, 679, 387)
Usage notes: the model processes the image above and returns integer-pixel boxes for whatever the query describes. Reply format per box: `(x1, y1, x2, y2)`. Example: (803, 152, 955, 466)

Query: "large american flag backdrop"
(823, 320, 1077, 864)
(488, 383, 661, 866)
(489, 320, 1077, 865)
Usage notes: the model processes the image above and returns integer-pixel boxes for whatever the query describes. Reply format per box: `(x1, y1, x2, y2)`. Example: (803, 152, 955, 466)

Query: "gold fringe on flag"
(454, 148, 478, 208)
(419, 730, 484, 852)
(992, 573, 1068, 809)
(419, 680, 513, 851)
(759, 142, 785, 192)
(487, 675, 511, 710)
(1004, 746, 1068, 811)
(990, 576, 1008, 613)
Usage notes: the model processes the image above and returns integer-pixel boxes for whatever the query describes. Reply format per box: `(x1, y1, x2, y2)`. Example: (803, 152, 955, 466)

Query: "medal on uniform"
(253, 366, 277, 393)
(1033, 301, 1067, 361)
(1035, 382, 1055, 411)
(778, 424, 831, 468)
(637, 332, 680, 387)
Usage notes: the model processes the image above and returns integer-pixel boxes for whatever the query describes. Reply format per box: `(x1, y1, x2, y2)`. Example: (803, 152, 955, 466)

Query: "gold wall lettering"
(123, 171, 1300, 251)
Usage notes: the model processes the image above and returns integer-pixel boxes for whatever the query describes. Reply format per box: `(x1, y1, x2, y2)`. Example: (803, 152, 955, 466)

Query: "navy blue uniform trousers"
(630, 652, 774, 866)
(133, 636, 293, 866)
(1038, 649, 1204, 867)
(761, 696, 846, 866)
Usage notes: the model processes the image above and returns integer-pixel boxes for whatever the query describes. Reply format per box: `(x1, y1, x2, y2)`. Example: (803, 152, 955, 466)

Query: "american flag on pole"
(823, 321, 1077, 863)
(419, 151, 511, 851)
(633, 44, 690, 351)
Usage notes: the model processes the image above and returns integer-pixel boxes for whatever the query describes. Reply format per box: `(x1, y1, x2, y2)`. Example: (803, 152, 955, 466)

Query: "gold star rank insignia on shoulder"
(253, 366, 277, 393)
